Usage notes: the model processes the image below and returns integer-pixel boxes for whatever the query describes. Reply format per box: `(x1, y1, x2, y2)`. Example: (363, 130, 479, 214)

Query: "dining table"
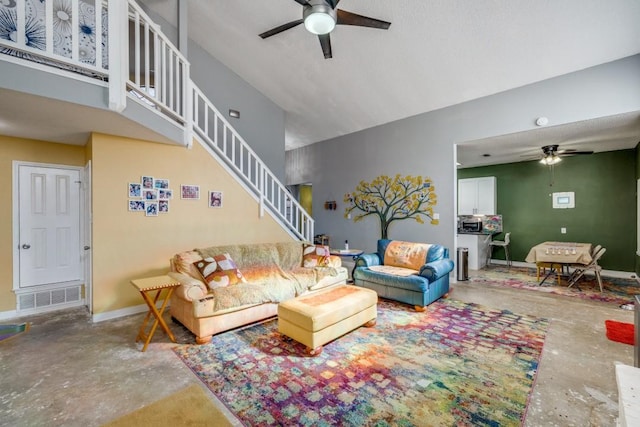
(525, 241, 593, 286)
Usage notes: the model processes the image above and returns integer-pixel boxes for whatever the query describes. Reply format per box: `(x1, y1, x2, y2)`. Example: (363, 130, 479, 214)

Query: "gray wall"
(188, 41, 286, 182)
(138, 1, 286, 182)
(287, 55, 640, 255)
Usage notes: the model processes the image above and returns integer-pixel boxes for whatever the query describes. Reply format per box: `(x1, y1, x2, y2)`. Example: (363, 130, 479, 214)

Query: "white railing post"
(259, 166, 265, 218)
(108, 0, 128, 112)
(184, 71, 193, 148)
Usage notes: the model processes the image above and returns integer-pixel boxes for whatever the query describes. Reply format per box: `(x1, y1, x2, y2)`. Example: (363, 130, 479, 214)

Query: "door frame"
(12, 161, 90, 308)
(83, 160, 93, 314)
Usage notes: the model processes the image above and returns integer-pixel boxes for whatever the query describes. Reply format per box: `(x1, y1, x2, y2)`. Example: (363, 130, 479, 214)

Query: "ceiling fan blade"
(293, 0, 310, 5)
(336, 9, 391, 29)
(259, 19, 304, 39)
(318, 33, 332, 59)
(558, 150, 594, 156)
(326, 0, 340, 8)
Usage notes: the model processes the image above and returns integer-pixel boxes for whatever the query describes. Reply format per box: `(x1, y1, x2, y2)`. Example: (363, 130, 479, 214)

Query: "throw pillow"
(193, 253, 246, 289)
(302, 244, 331, 268)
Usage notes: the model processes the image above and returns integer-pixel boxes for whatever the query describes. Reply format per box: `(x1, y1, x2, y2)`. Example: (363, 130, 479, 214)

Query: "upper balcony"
(0, 0, 189, 147)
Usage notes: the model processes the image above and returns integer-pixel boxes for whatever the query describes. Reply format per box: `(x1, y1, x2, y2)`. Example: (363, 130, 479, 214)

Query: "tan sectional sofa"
(168, 241, 348, 344)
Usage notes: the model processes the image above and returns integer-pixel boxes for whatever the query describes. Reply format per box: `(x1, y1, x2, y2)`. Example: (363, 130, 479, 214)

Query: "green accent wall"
(458, 149, 637, 271)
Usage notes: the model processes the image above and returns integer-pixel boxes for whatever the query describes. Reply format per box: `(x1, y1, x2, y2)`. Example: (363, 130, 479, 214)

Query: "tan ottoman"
(278, 285, 378, 356)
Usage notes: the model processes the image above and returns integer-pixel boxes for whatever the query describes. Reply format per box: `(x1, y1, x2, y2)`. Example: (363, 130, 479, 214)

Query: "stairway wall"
(89, 133, 292, 316)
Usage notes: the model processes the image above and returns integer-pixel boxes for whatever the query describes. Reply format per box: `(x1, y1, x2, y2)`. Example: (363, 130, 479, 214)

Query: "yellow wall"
(90, 133, 291, 314)
(0, 136, 86, 312)
(299, 185, 312, 216)
(0, 132, 292, 316)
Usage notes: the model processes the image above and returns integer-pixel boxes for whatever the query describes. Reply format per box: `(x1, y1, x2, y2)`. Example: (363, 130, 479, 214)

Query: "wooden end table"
(130, 275, 181, 352)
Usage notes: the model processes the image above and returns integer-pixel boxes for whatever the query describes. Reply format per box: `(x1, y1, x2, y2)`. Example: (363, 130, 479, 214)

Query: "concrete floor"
(0, 275, 635, 427)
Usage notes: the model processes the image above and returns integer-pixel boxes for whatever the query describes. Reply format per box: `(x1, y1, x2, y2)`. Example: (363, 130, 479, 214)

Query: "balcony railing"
(0, 0, 313, 242)
(0, 0, 109, 78)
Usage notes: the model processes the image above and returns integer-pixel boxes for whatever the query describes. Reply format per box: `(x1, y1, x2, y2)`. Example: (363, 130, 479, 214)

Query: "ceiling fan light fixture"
(303, 5, 336, 35)
(540, 155, 562, 165)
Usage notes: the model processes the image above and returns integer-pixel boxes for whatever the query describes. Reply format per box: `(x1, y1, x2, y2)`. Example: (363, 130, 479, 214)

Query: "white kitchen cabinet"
(458, 177, 496, 215)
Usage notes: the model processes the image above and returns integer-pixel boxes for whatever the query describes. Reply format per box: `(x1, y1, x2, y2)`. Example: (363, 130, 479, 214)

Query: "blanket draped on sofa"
(196, 244, 339, 312)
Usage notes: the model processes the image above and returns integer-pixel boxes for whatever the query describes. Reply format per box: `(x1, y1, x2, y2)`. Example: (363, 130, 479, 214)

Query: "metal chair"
(488, 232, 511, 266)
(568, 246, 606, 292)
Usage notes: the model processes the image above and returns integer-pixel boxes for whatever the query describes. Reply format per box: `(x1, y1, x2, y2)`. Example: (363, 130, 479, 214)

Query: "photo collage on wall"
(128, 176, 223, 215)
(128, 176, 173, 217)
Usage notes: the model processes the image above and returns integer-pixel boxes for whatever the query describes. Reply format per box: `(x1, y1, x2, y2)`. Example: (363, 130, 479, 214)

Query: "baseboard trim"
(0, 309, 19, 321)
(92, 300, 166, 323)
(487, 259, 636, 280)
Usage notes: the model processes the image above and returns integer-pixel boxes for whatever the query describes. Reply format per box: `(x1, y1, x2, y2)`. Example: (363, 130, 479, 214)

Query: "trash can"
(457, 247, 469, 281)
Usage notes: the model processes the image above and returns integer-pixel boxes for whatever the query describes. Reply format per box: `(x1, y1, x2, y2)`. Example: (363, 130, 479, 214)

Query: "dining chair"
(568, 247, 606, 292)
(568, 244, 602, 285)
(488, 232, 511, 267)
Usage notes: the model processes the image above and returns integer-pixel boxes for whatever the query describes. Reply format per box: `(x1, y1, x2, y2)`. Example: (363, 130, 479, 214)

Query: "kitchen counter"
(457, 233, 493, 270)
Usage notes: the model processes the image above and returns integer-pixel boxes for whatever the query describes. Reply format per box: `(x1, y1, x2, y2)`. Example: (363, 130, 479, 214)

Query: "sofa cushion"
(302, 244, 331, 268)
(383, 240, 432, 271)
(368, 265, 418, 277)
(173, 250, 203, 279)
(194, 253, 246, 289)
(354, 267, 430, 292)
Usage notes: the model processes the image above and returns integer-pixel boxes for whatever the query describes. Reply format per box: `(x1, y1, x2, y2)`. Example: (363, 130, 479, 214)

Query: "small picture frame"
(142, 176, 154, 189)
(128, 183, 141, 198)
(154, 178, 169, 189)
(208, 191, 223, 208)
(142, 189, 158, 200)
(145, 201, 159, 216)
(181, 185, 200, 200)
(128, 200, 145, 211)
(158, 200, 169, 213)
(158, 189, 173, 200)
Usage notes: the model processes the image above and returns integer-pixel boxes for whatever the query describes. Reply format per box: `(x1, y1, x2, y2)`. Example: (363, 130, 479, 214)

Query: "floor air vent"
(18, 285, 83, 313)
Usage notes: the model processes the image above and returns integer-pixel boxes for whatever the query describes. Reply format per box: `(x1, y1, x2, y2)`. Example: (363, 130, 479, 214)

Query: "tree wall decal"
(344, 174, 439, 239)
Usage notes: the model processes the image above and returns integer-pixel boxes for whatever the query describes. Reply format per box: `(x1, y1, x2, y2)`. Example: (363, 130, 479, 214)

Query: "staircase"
(0, 0, 313, 242)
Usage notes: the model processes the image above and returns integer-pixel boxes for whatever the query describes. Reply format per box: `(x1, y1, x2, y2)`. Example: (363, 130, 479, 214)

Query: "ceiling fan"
(259, 0, 391, 59)
(539, 144, 594, 165)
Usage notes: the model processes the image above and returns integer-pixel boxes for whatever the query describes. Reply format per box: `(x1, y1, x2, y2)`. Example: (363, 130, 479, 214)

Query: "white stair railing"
(192, 84, 314, 242)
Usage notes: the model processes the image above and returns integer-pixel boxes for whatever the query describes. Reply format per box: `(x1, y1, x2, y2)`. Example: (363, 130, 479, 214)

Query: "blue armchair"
(353, 239, 454, 311)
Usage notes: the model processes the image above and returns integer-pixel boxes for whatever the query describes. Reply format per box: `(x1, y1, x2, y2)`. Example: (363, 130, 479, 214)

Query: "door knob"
(84, 246, 91, 250)
(22, 244, 31, 249)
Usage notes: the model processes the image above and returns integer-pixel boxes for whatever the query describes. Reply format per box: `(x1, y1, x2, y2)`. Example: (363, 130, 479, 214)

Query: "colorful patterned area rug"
(173, 298, 548, 426)
(0, 322, 30, 343)
(471, 265, 640, 306)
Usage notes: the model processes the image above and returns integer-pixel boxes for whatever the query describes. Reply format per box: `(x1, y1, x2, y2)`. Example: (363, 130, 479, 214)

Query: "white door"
(18, 165, 82, 287)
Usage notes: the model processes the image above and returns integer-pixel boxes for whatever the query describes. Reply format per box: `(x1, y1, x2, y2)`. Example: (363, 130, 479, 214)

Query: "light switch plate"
(561, 227, 566, 234)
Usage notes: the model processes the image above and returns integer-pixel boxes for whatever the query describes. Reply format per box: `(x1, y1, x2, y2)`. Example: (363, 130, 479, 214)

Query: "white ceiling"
(457, 111, 640, 168)
(0, 1, 638, 168)
(138, 0, 640, 159)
